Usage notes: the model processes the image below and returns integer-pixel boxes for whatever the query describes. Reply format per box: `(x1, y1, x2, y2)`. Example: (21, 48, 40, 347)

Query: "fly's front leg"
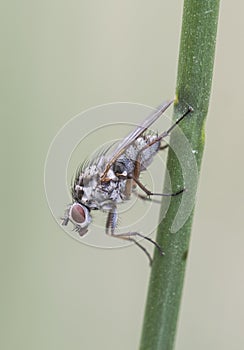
(113, 231, 164, 266)
(105, 207, 118, 236)
(105, 207, 163, 265)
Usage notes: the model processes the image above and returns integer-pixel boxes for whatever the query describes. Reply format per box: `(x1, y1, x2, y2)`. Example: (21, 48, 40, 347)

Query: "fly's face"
(63, 202, 91, 236)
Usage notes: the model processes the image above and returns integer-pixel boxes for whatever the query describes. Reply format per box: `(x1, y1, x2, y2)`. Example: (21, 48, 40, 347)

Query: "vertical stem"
(140, 1, 220, 349)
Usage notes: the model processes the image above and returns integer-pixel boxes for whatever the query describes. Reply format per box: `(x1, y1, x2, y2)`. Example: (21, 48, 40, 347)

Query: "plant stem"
(139, 1, 220, 349)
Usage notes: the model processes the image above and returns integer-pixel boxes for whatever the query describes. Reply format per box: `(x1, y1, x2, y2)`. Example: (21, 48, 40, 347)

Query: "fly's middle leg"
(131, 175, 186, 198)
(159, 143, 169, 151)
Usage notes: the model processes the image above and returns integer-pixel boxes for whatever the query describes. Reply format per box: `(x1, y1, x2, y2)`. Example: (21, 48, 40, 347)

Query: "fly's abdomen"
(130, 134, 160, 171)
(140, 134, 161, 169)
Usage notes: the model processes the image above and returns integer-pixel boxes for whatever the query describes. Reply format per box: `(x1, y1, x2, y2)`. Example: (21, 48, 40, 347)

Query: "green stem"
(139, 1, 220, 349)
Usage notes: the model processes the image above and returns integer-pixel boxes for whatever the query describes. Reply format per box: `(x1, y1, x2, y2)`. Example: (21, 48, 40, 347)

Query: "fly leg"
(128, 156, 183, 198)
(129, 106, 193, 198)
(136, 104, 193, 159)
(129, 158, 141, 194)
(130, 175, 186, 197)
(124, 178, 133, 199)
(105, 207, 164, 265)
(159, 143, 169, 151)
(127, 159, 185, 197)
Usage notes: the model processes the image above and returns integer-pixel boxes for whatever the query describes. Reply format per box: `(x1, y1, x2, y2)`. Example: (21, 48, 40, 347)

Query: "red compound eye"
(70, 203, 86, 223)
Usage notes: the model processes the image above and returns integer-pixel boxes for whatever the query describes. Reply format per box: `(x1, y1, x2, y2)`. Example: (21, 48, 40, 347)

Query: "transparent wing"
(101, 100, 173, 178)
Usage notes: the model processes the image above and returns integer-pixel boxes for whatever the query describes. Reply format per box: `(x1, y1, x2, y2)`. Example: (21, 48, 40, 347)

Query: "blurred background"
(1, 1, 243, 349)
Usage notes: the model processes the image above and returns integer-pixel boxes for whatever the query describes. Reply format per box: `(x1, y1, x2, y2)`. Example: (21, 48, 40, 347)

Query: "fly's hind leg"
(130, 105, 193, 198)
(159, 143, 169, 151)
(105, 207, 164, 265)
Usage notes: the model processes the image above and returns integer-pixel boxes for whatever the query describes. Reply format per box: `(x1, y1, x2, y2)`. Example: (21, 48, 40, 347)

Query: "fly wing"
(101, 100, 173, 178)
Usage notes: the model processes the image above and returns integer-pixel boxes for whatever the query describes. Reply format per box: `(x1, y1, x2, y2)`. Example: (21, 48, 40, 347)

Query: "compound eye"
(70, 203, 86, 224)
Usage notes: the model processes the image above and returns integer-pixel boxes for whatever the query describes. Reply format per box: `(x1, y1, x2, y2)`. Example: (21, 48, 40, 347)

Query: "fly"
(62, 100, 193, 265)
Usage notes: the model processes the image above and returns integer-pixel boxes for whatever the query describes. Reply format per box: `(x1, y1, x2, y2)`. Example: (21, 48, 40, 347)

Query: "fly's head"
(62, 202, 91, 236)
(62, 168, 93, 236)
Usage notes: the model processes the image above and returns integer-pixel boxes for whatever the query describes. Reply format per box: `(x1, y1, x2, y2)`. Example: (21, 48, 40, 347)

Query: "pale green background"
(1, 1, 243, 350)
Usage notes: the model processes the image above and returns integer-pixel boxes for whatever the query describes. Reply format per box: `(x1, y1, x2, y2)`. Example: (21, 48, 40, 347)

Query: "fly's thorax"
(72, 164, 100, 203)
(73, 161, 125, 209)
(82, 165, 100, 185)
